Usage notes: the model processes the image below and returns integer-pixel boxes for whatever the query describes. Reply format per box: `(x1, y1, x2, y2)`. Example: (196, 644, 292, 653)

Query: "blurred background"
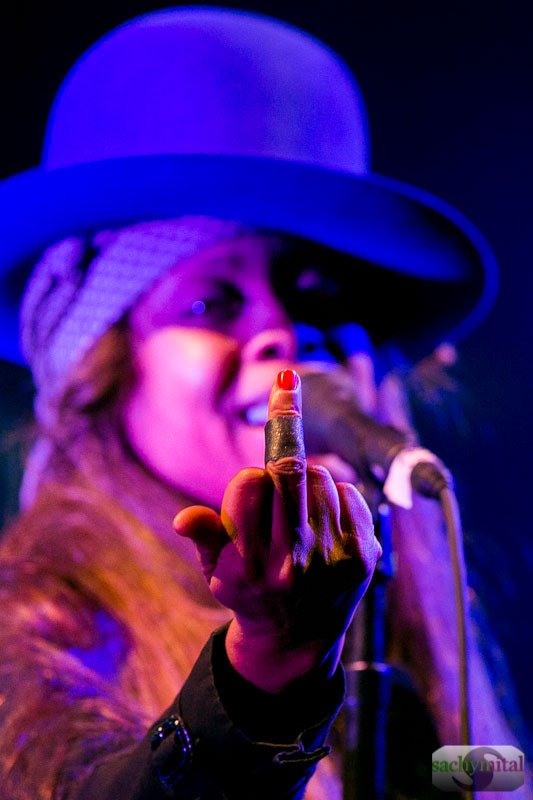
(1, 0, 531, 735)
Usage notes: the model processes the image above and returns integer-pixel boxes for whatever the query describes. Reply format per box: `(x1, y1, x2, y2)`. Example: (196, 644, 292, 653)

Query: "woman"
(0, 8, 526, 800)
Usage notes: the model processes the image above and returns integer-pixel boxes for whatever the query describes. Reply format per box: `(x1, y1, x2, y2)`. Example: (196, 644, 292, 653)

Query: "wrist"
(225, 618, 343, 693)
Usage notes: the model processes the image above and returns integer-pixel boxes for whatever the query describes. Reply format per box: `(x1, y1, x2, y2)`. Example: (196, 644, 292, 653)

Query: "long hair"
(0, 321, 345, 799)
(0, 322, 232, 798)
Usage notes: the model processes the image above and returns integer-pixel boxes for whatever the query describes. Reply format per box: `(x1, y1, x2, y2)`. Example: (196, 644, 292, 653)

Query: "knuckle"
(224, 468, 269, 503)
(340, 482, 373, 529)
(268, 456, 306, 477)
(231, 467, 268, 485)
(366, 537, 382, 569)
(344, 530, 381, 574)
(307, 464, 333, 481)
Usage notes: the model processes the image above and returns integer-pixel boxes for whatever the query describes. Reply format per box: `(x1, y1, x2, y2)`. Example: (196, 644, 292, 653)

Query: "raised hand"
(173, 369, 381, 692)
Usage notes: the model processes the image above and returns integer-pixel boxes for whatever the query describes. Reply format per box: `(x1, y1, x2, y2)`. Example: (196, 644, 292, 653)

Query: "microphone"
(301, 370, 451, 504)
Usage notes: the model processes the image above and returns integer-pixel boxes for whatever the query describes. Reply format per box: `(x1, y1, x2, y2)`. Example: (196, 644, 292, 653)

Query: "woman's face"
(123, 234, 377, 508)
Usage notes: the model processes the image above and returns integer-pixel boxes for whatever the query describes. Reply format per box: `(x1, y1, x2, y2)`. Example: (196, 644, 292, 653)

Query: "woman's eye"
(186, 282, 244, 324)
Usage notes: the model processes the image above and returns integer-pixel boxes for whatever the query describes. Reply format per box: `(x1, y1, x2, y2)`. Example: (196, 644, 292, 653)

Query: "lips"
(240, 399, 270, 426)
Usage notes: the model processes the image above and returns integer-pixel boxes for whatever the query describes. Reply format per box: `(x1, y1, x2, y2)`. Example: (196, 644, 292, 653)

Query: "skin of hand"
(173, 369, 382, 693)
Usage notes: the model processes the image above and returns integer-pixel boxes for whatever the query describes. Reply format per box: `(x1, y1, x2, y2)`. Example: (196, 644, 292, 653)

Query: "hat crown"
(43, 8, 369, 174)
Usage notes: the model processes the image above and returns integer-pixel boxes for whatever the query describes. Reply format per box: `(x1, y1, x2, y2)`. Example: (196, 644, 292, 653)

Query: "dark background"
(1, 1, 532, 734)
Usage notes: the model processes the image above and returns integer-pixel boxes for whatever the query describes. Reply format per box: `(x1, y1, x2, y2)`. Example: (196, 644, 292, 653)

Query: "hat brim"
(0, 153, 497, 364)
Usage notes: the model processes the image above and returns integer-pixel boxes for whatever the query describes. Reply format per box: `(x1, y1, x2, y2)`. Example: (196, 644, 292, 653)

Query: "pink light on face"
(122, 235, 377, 514)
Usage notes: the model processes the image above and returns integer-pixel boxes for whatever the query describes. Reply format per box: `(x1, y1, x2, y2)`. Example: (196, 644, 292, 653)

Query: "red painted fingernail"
(277, 369, 299, 390)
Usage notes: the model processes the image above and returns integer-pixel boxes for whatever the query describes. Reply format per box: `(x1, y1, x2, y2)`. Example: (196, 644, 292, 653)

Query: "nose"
(240, 326, 298, 363)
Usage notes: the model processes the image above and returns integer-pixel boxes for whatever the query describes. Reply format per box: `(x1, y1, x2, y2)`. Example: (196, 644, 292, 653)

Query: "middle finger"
(265, 369, 314, 570)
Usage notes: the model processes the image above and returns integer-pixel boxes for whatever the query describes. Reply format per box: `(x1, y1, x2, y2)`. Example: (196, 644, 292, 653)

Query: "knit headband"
(20, 217, 251, 423)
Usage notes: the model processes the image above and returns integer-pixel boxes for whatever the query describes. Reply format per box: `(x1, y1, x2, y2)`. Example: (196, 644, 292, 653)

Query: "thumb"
(173, 505, 229, 582)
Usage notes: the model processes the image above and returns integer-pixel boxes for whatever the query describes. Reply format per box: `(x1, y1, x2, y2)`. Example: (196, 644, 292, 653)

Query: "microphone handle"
(301, 370, 412, 483)
(301, 372, 450, 498)
(304, 408, 410, 484)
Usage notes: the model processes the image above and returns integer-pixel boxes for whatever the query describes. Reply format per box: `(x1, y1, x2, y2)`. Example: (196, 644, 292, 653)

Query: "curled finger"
(306, 464, 344, 562)
(220, 467, 273, 580)
(173, 506, 230, 583)
(337, 482, 382, 574)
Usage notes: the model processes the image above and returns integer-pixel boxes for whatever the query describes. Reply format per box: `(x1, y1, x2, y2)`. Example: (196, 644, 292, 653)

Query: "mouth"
(238, 399, 270, 426)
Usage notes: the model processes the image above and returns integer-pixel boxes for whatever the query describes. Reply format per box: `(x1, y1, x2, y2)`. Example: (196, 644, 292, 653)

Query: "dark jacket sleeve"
(76, 625, 345, 799)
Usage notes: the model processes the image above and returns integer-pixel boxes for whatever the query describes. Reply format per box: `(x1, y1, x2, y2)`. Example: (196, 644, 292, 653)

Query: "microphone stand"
(342, 500, 395, 800)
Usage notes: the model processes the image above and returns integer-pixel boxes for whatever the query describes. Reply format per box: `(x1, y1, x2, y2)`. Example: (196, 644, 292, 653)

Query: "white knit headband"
(20, 216, 252, 424)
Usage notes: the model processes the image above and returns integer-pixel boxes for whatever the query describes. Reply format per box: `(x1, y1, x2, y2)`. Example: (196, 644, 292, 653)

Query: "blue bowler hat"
(0, 6, 497, 365)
